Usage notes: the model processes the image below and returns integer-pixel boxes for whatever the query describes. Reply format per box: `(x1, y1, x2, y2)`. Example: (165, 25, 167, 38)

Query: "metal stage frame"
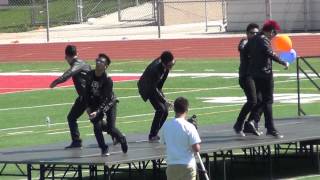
(1, 117, 320, 179)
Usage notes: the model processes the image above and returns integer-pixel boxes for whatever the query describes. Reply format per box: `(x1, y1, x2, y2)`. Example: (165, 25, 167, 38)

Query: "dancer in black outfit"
(245, 20, 289, 138)
(86, 53, 128, 156)
(137, 51, 175, 142)
(233, 23, 261, 137)
(50, 45, 91, 149)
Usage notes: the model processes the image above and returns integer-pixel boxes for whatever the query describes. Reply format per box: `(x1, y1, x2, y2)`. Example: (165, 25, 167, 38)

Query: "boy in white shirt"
(160, 97, 201, 180)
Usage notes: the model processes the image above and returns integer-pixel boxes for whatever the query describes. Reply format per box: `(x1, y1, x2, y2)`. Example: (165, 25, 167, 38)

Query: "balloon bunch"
(272, 35, 297, 64)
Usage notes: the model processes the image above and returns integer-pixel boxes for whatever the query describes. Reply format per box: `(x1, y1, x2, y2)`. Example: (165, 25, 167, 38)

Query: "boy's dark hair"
(98, 53, 111, 65)
(246, 23, 259, 32)
(160, 51, 174, 65)
(262, 20, 281, 32)
(65, 45, 77, 57)
(174, 97, 189, 114)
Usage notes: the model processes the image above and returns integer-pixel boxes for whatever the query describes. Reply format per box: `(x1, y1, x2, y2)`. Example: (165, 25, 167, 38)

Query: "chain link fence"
(31, 0, 125, 25)
(118, 0, 155, 21)
(0, 0, 153, 33)
(0, 0, 227, 42)
(0, 0, 34, 32)
(1, 0, 320, 42)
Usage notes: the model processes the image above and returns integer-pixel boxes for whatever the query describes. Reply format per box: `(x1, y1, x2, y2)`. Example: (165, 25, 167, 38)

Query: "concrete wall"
(160, 0, 223, 25)
(226, 0, 320, 32)
(0, 0, 8, 5)
(226, 0, 266, 31)
(308, 0, 320, 30)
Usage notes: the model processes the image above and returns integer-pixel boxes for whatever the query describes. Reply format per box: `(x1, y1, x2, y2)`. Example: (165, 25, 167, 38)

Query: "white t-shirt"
(160, 117, 201, 168)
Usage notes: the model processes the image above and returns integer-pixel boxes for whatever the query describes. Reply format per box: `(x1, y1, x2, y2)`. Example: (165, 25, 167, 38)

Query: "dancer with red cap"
(244, 20, 289, 138)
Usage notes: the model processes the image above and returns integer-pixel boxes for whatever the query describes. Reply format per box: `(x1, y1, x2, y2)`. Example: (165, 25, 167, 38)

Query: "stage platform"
(1, 116, 320, 179)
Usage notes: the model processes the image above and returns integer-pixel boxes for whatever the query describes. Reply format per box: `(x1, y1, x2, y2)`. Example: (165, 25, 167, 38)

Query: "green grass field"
(0, 58, 319, 179)
(0, 0, 150, 33)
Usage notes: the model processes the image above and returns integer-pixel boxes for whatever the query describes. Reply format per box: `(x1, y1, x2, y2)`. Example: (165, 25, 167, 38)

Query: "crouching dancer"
(86, 53, 128, 156)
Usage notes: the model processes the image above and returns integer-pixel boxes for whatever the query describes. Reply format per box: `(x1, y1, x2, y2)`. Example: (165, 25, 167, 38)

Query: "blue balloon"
(279, 49, 297, 64)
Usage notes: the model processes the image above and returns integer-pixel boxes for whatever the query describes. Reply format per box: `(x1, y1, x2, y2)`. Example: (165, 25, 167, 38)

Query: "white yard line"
(0, 74, 314, 135)
(0, 72, 310, 95)
(0, 102, 72, 111)
(0, 85, 74, 95)
(0, 85, 241, 111)
(0, 72, 318, 77)
(7, 131, 33, 135)
(1, 105, 244, 137)
(281, 174, 320, 180)
(47, 131, 70, 135)
(0, 87, 73, 90)
(0, 78, 309, 131)
(2, 103, 297, 138)
(112, 61, 144, 65)
(0, 104, 242, 133)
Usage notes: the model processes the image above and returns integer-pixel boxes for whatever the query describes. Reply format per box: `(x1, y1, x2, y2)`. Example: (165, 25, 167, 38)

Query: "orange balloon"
(272, 35, 292, 51)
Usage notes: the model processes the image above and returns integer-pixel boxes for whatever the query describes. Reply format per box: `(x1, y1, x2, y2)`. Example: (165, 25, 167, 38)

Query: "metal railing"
(296, 56, 320, 116)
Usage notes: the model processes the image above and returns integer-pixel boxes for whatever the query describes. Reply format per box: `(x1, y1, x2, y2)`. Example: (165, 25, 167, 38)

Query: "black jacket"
(137, 58, 168, 102)
(86, 70, 117, 116)
(55, 58, 91, 96)
(245, 33, 286, 78)
(238, 38, 249, 78)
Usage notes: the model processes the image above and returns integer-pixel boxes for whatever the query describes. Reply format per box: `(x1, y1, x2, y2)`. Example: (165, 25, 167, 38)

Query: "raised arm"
(50, 62, 85, 88)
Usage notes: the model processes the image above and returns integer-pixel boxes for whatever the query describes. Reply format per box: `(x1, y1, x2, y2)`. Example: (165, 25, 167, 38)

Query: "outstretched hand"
(165, 100, 174, 110)
(284, 62, 290, 70)
(89, 111, 98, 120)
(50, 80, 58, 88)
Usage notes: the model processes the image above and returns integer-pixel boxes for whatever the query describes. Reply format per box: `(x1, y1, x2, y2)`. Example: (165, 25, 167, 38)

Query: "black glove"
(187, 115, 198, 129)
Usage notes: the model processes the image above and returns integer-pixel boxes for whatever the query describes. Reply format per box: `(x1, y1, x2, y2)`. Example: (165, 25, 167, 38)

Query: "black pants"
(234, 76, 258, 130)
(67, 96, 86, 143)
(251, 77, 276, 131)
(149, 92, 168, 137)
(91, 104, 123, 151)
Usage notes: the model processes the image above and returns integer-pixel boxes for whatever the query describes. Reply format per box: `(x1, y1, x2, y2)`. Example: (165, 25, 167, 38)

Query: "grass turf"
(0, 59, 319, 147)
(0, 59, 319, 179)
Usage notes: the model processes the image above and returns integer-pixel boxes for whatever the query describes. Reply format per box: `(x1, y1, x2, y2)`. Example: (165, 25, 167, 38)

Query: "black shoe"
(148, 135, 160, 142)
(244, 121, 260, 136)
(243, 122, 250, 133)
(254, 121, 264, 135)
(65, 141, 82, 149)
(101, 146, 110, 156)
(120, 136, 128, 153)
(257, 128, 264, 135)
(112, 136, 119, 145)
(266, 130, 284, 139)
(233, 126, 245, 137)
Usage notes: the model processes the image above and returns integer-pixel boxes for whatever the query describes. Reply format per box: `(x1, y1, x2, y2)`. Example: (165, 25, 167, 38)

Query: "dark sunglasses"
(248, 31, 258, 35)
(166, 60, 176, 68)
(96, 58, 106, 64)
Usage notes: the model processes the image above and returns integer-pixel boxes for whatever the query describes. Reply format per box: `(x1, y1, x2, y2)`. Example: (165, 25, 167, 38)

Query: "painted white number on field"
(199, 94, 320, 104)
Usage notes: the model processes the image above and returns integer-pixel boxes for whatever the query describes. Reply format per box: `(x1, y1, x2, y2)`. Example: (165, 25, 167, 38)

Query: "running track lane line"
(1, 35, 320, 61)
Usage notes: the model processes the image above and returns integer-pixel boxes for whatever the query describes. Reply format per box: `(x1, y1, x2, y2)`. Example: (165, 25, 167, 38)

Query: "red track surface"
(0, 36, 318, 93)
(0, 76, 139, 94)
(0, 35, 319, 62)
